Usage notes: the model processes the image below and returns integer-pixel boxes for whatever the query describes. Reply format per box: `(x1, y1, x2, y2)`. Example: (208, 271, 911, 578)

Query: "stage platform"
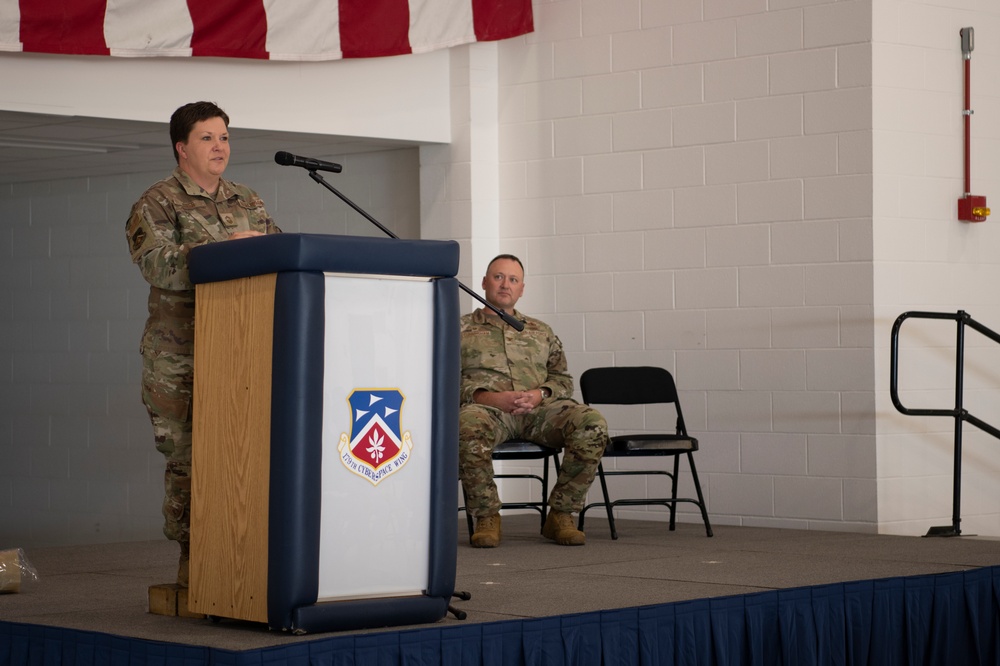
(2, 515, 999, 664)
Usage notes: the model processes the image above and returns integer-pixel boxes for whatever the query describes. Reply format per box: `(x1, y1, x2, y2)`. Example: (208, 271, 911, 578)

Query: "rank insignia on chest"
(338, 389, 412, 486)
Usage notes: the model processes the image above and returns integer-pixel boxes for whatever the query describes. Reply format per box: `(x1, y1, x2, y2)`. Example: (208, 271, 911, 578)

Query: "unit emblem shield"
(338, 389, 412, 485)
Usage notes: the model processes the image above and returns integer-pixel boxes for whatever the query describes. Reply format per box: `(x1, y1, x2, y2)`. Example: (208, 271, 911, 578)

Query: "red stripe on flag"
(339, 0, 411, 59)
(472, 0, 533, 42)
(18, 0, 109, 55)
(186, 0, 268, 59)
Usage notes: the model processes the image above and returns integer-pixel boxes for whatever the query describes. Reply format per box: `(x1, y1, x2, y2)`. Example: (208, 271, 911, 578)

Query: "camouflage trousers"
(141, 350, 194, 546)
(459, 400, 607, 517)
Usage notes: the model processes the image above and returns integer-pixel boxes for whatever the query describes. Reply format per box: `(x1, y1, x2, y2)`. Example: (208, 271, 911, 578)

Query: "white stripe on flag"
(0, 0, 22, 52)
(264, 0, 342, 62)
(105, 0, 194, 57)
(408, 0, 476, 54)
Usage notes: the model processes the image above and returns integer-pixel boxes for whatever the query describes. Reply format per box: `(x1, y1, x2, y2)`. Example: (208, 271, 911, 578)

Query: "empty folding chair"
(579, 366, 712, 539)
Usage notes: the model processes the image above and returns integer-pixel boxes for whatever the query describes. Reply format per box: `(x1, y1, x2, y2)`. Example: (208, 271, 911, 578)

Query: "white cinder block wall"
(425, 0, 1000, 536)
(0, 148, 420, 547)
(872, 2, 1000, 536)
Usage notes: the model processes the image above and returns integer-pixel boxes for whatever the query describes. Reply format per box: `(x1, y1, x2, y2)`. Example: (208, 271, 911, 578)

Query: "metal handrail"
(890, 310, 1000, 536)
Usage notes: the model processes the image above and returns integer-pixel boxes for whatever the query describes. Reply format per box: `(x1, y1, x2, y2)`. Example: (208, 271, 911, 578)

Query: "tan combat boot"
(471, 514, 502, 548)
(542, 510, 585, 546)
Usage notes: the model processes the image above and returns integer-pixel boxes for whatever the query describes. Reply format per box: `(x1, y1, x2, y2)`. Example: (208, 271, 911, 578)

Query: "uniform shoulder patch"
(129, 227, 147, 254)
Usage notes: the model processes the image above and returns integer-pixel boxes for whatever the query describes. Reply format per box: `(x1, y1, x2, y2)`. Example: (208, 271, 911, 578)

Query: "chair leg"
(538, 453, 562, 533)
(668, 455, 680, 531)
(687, 452, 713, 537)
(461, 486, 474, 540)
(597, 463, 617, 540)
(539, 454, 550, 533)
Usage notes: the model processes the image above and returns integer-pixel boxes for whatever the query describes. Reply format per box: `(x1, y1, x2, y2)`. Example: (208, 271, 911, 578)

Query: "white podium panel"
(318, 274, 434, 601)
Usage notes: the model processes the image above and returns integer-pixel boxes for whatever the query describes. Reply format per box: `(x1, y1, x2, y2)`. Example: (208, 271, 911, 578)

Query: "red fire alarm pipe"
(957, 27, 990, 222)
(963, 53, 970, 196)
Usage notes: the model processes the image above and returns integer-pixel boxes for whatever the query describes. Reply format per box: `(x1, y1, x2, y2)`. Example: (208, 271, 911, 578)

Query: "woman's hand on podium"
(228, 230, 265, 240)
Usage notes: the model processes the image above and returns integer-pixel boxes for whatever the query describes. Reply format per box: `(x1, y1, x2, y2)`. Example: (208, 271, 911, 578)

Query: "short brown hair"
(486, 253, 525, 274)
(169, 101, 230, 163)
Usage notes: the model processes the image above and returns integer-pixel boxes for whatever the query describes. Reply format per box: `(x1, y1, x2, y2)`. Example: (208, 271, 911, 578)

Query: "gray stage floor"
(2, 515, 998, 652)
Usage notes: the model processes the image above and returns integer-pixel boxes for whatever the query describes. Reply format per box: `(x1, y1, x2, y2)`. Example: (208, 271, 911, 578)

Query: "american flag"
(0, 0, 533, 61)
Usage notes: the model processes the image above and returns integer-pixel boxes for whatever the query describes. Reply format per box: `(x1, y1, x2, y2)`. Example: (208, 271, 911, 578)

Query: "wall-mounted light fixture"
(0, 138, 141, 153)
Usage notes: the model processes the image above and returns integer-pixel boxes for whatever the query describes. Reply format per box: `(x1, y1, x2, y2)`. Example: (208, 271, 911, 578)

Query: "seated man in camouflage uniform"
(460, 254, 608, 547)
(125, 101, 281, 586)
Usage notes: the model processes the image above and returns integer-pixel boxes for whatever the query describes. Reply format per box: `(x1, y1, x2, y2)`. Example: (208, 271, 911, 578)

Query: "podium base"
(287, 595, 450, 634)
(148, 584, 206, 619)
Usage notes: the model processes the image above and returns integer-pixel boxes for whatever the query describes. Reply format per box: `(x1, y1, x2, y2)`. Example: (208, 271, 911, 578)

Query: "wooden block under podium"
(149, 583, 206, 618)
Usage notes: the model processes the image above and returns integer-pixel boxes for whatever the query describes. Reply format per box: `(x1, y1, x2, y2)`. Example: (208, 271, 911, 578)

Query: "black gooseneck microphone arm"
(296, 163, 526, 332)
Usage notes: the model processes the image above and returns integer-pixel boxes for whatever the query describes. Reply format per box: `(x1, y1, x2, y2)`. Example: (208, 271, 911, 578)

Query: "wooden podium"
(186, 233, 459, 634)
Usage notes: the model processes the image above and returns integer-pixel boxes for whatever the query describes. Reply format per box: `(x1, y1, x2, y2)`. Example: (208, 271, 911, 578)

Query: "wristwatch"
(539, 386, 551, 399)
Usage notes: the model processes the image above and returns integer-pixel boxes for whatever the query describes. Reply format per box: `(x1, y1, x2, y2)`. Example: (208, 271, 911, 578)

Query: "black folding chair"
(579, 366, 712, 539)
(460, 439, 561, 537)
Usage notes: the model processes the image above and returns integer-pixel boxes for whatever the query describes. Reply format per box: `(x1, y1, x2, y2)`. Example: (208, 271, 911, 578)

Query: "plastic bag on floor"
(0, 547, 39, 594)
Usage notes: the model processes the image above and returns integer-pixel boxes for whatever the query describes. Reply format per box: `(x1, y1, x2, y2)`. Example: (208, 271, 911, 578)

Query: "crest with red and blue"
(347, 389, 405, 471)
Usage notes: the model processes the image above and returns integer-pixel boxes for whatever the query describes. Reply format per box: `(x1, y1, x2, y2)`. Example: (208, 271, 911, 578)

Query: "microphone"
(274, 151, 343, 174)
(285, 152, 525, 331)
(500, 311, 526, 331)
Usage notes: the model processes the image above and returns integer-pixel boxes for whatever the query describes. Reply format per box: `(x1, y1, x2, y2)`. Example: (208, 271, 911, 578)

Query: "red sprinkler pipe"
(963, 55, 970, 197)
(957, 27, 990, 222)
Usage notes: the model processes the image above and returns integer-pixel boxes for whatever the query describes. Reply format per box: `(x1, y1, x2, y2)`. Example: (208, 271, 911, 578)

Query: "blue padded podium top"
(189, 233, 459, 284)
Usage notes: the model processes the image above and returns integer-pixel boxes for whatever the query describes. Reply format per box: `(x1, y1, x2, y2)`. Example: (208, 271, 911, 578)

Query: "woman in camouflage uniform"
(125, 101, 281, 586)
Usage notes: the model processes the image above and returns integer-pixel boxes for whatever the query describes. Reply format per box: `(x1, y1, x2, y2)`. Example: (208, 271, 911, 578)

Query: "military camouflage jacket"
(459, 308, 575, 406)
(126, 167, 280, 354)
